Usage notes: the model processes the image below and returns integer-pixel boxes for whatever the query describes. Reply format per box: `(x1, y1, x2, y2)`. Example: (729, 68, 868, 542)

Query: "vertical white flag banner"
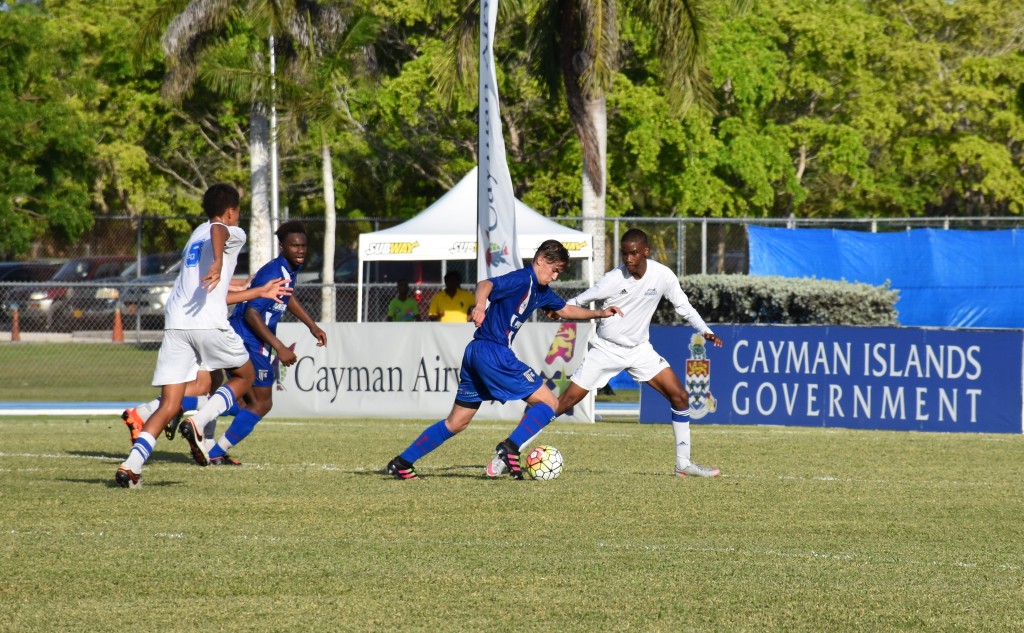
(477, 0, 521, 282)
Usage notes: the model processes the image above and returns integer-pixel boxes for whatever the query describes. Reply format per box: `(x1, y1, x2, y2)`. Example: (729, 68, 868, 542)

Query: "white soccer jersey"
(165, 221, 247, 330)
(570, 259, 712, 348)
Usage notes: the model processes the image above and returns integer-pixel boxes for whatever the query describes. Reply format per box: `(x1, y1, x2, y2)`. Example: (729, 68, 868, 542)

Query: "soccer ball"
(523, 445, 563, 481)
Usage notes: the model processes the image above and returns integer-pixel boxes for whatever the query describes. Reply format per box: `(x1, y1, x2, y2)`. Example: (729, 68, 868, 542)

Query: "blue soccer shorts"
(456, 339, 543, 404)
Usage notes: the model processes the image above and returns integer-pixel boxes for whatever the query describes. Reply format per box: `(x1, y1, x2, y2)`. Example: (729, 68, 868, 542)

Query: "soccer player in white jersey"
(114, 184, 291, 488)
(488, 228, 725, 478)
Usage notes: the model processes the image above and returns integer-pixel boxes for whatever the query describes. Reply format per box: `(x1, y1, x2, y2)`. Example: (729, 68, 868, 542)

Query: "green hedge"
(655, 275, 899, 326)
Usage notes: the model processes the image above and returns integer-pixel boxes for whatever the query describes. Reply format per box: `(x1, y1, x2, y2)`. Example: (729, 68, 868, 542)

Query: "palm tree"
(280, 14, 381, 321)
(441, 0, 717, 274)
(140, 0, 352, 272)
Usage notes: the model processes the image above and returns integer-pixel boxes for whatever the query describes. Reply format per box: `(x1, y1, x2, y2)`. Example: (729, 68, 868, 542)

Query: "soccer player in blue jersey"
(195, 220, 327, 465)
(385, 239, 623, 480)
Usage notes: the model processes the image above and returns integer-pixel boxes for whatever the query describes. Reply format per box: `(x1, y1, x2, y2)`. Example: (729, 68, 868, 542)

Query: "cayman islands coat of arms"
(685, 333, 717, 420)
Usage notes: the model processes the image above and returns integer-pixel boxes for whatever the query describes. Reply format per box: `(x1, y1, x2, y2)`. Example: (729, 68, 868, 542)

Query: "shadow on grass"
(59, 477, 182, 488)
(66, 450, 196, 465)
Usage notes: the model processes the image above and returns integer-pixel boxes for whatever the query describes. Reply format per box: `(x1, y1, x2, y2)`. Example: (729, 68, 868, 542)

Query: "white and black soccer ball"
(523, 445, 563, 481)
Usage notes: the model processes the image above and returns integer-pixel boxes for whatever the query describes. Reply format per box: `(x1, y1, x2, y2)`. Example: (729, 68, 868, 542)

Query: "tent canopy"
(357, 168, 593, 262)
(355, 168, 594, 321)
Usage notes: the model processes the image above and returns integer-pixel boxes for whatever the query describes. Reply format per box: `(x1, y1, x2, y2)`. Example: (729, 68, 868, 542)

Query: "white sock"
(216, 435, 236, 454)
(671, 408, 692, 471)
(137, 398, 161, 421)
(190, 386, 235, 428)
(124, 432, 157, 473)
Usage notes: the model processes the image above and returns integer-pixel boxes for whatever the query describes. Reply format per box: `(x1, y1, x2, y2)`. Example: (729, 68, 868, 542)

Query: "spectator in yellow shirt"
(428, 270, 475, 322)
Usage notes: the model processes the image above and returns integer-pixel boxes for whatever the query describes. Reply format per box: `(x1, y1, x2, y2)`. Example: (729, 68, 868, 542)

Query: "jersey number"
(184, 241, 205, 268)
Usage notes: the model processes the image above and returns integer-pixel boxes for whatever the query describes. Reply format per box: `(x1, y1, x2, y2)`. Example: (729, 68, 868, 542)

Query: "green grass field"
(0, 343, 159, 402)
(1, 416, 1021, 632)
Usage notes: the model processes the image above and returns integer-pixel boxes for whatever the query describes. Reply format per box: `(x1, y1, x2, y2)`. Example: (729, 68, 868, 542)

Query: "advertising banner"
(477, 0, 520, 280)
(271, 322, 595, 422)
(640, 325, 1023, 434)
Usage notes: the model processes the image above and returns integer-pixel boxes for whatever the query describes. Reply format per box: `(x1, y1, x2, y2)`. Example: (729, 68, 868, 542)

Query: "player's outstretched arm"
(227, 277, 293, 305)
(554, 305, 623, 321)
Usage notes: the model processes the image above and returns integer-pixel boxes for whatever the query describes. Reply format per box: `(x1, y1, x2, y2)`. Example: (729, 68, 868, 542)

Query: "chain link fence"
(2, 214, 1022, 402)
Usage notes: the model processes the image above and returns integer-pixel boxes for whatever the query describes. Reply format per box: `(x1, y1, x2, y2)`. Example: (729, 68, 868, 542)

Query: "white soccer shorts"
(151, 328, 249, 386)
(569, 339, 669, 391)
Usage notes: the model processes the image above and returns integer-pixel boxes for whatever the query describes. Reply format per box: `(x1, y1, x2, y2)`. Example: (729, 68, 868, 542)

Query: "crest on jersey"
(685, 333, 717, 419)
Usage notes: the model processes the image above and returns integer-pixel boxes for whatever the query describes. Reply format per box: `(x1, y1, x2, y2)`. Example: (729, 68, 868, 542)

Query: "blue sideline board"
(640, 325, 1023, 434)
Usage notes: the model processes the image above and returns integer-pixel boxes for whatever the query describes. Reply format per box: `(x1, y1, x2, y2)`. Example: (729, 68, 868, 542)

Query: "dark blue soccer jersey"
(229, 255, 300, 357)
(473, 266, 566, 348)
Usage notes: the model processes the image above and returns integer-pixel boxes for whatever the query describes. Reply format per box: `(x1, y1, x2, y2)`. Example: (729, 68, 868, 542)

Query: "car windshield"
(119, 254, 180, 278)
(51, 259, 93, 282)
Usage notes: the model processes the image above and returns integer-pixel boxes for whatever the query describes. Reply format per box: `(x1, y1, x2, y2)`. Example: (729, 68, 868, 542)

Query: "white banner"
(270, 322, 595, 422)
(477, 0, 521, 281)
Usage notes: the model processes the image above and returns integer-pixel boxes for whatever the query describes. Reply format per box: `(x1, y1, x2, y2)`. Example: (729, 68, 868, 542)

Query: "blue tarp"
(748, 225, 1024, 328)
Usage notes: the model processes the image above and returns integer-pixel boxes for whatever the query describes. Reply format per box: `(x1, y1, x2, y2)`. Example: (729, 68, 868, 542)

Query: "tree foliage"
(0, 0, 1021, 259)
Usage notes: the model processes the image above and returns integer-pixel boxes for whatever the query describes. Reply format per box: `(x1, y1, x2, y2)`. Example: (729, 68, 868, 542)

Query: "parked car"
(0, 260, 66, 325)
(62, 253, 184, 330)
(119, 251, 251, 330)
(7, 255, 135, 331)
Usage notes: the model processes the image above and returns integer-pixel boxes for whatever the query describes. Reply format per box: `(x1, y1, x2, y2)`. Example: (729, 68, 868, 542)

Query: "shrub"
(655, 275, 899, 326)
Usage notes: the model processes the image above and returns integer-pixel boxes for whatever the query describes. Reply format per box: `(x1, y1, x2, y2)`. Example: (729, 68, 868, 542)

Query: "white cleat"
(485, 454, 507, 477)
(676, 463, 721, 478)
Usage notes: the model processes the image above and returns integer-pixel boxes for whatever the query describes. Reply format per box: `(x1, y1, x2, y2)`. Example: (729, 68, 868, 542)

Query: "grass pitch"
(1, 416, 1021, 632)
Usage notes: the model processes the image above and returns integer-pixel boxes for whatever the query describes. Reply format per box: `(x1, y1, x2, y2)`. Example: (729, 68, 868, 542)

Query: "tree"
(142, 0, 355, 270)
(443, 0, 719, 272)
(0, 3, 96, 257)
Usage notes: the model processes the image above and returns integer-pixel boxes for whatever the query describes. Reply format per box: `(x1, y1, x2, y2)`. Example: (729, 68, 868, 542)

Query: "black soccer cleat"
(495, 440, 523, 480)
(164, 408, 184, 441)
(115, 466, 142, 489)
(209, 453, 242, 466)
(386, 457, 419, 480)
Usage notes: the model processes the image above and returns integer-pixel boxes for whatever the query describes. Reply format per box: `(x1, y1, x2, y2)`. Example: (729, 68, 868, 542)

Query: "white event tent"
(356, 168, 594, 322)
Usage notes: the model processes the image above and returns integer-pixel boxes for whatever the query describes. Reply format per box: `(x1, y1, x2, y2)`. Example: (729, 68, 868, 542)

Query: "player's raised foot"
(121, 408, 144, 445)
(209, 453, 241, 466)
(485, 453, 507, 477)
(675, 463, 721, 478)
(114, 466, 142, 489)
(164, 408, 185, 441)
(495, 440, 523, 480)
(178, 418, 210, 467)
(386, 457, 419, 480)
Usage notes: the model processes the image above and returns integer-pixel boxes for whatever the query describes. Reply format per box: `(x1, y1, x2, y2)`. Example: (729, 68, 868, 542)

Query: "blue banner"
(640, 325, 1023, 434)
(747, 225, 1024, 328)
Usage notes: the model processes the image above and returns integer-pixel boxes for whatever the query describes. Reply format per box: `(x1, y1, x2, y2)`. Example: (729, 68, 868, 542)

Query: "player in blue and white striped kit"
(385, 240, 623, 480)
(200, 220, 327, 465)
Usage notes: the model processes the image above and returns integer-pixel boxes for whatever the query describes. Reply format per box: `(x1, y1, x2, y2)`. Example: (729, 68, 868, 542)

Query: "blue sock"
(509, 403, 555, 449)
(223, 402, 242, 416)
(209, 409, 263, 459)
(399, 420, 454, 464)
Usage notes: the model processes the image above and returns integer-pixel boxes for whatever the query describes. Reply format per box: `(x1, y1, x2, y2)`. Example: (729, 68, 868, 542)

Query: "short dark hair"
(202, 183, 240, 219)
(275, 220, 306, 242)
(621, 228, 649, 248)
(444, 270, 462, 283)
(534, 239, 570, 265)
